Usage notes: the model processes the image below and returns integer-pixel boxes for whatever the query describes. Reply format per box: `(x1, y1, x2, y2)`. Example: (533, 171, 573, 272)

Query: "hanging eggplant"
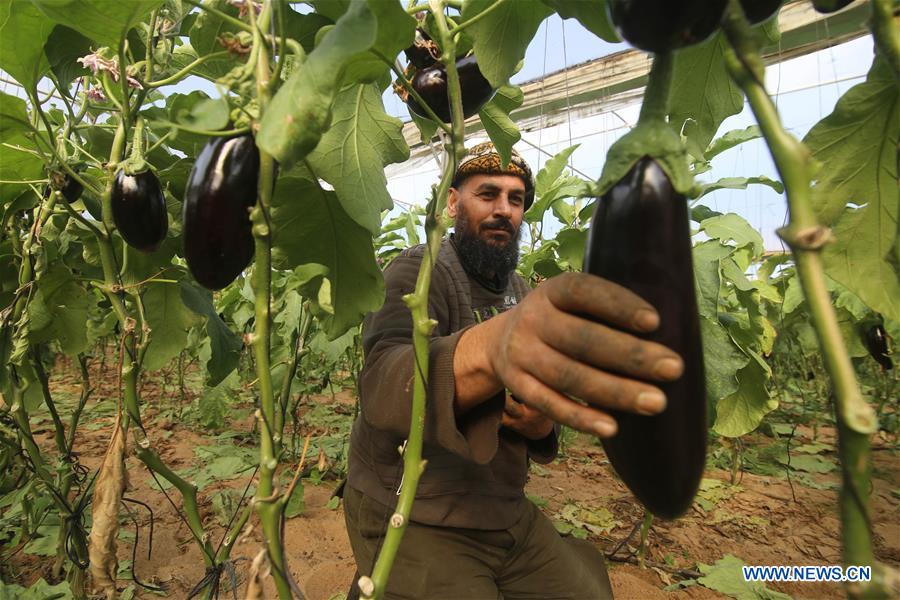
(405, 55, 495, 123)
(583, 157, 706, 519)
(111, 169, 168, 253)
(183, 133, 260, 291)
(864, 324, 893, 371)
(404, 28, 440, 70)
(812, 0, 855, 14)
(607, 0, 728, 53)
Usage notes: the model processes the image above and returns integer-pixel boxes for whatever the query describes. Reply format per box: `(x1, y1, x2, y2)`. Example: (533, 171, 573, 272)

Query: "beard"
(453, 203, 521, 289)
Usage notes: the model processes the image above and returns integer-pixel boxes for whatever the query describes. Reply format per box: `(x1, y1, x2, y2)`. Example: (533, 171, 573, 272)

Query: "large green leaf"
(693, 240, 731, 319)
(143, 282, 202, 370)
(43, 25, 92, 94)
(257, 2, 378, 168)
(698, 555, 792, 600)
(180, 282, 242, 386)
(541, 0, 618, 42)
(307, 83, 409, 235)
(479, 84, 524, 167)
(700, 213, 765, 256)
(187, 0, 243, 79)
(668, 32, 743, 160)
(0, 136, 44, 213)
(31, 0, 162, 48)
(0, 1, 54, 90)
(341, 0, 415, 84)
(0, 92, 31, 141)
(526, 144, 584, 224)
(27, 265, 95, 355)
(803, 57, 900, 321)
(824, 205, 900, 322)
(271, 176, 384, 338)
(701, 316, 748, 414)
(462, 0, 553, 88)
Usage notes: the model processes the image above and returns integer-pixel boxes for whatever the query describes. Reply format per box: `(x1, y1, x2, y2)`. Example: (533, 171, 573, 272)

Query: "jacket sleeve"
(358, 252, 503, 465)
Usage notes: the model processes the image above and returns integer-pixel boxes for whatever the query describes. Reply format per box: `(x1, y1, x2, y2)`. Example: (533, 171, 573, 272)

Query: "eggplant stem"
(721, 0, 883, 596)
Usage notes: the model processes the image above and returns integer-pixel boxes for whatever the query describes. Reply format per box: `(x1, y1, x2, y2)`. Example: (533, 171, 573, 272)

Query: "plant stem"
(248, 4, 292, 596)
(143, 51, 232, 88)
(364, 3, 461, 598)
(638, 51, 673, 124)
(721, 1, 882, 596)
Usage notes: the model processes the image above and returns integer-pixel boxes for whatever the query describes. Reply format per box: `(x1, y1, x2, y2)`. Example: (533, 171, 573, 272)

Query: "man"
(343, 142, 684, 599)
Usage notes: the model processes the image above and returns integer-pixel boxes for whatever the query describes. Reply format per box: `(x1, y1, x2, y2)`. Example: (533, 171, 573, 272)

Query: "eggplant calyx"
(594, 123, 692, 198)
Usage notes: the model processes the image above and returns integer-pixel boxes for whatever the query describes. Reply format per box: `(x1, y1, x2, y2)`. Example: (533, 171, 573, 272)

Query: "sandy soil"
(5, 358, 899, 600)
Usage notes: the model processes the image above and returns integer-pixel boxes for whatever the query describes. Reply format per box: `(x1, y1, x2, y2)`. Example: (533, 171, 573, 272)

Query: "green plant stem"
(143, 51, 231, 88)
(870, 0, 900, 81)
(30, 348, 67, 456)
(66, 354, 92, 457)
(248, 5, 292, 596)
(638, 51, 673, 124)
(276, 305, 311, 439)
(722, 1, 881, 596)
(638, 512, 653, 569)
(365, 4, 461, 598)
(448, 0, 506, 36)
(134, 445, 216, 566)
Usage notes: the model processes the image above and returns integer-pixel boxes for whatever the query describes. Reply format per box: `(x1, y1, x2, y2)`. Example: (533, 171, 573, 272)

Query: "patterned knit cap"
(452, 142, 535, 209)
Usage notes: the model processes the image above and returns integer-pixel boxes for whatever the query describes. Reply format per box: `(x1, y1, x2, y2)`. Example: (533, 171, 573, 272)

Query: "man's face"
(448, 174, 526, 245)
(448, 174, 526, 284)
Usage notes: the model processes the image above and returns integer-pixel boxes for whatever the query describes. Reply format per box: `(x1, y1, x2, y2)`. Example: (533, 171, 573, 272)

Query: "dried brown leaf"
(89, 415, 128, 600)
(245, 548, 270, 600)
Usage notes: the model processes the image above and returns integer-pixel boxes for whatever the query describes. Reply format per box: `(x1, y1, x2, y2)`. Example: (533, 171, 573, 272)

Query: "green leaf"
(0, 93, 33, 140)
(31, 0, 162, 48)
(189, 0, 241, 77)
(479, 84, 524, 166)
(341, 0, 415, 85)
(196, 377, 234, 430)
(776, 453, 835, 474)
(284, 481, 305, 518)
(701, 316, 748, 413)
(526, 145, 586, 224)
(180, 282, 242, 386)
(804, 57, 899, 321)
(668, 33, 743, 160)
(28, 265, 95, 355)
(555, 228, 586, 271)
(705, 126, 762, 159)
(692, 240, 731, 319)
(0, 138, 43, 214)
(462, 0, 553, 88)
(43, 25, 92, 94)
(283, 7, 332, 54)
(713, 361, 776, 438)
(542, 0, 618, 42)
(698, 555, 792, 600)
(0, 1, 54, 90)
(823, 205, 900, 322)
(271, 177, 384, 338)
(307, 83, 409, 235)
(143, 282, 202, 370)
(700, 213, 765, 256)
(257, 2, 378, 169)
(694, 176, 784, 200)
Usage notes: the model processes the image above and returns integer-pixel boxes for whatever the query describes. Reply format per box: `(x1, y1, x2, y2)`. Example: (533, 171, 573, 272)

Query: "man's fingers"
(523, 342, 668, 416)
(540, 311, 684, 382)
(510, 373, 618, 438)
(544, 272, 659, 333)
(504, 396, 523, 418)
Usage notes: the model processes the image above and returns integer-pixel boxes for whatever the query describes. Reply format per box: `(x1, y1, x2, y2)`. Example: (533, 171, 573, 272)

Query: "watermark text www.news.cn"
(742, 565, 871, 583)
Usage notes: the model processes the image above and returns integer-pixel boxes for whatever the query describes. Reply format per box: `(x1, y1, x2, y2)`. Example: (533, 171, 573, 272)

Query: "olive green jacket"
(346, 238, 558, 530)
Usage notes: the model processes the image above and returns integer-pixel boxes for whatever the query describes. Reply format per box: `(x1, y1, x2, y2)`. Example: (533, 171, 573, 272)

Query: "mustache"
(479, 218, 515, 234)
